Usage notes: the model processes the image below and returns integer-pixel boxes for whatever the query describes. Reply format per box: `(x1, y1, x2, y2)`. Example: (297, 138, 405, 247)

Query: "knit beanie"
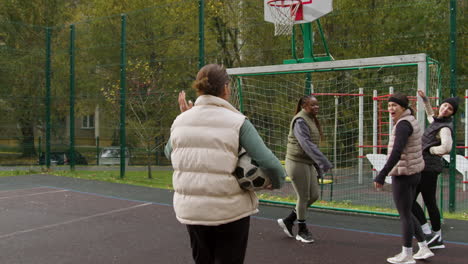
(441, 97, 459, 114)
(388, 93, 409, 109)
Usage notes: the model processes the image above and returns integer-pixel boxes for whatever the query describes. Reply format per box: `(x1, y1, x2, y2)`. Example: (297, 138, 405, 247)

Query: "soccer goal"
(227, 53, 441, 209)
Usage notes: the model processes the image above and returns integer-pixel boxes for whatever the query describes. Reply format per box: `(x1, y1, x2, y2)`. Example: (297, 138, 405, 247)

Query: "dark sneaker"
(296, 228, 314, 243)
(277, 218, 294, 238)
(428, 238, 445, 249)
(425, 232, 440, 245)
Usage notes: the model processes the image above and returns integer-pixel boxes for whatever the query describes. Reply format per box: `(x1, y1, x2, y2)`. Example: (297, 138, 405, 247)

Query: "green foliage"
(0, 0, 78, 156)
(322, 0, 465, 97)
(0, 0, 465, 160)
(102, 58, 177, 151)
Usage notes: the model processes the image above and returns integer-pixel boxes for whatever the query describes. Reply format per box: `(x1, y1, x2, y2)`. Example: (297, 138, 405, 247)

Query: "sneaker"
(296, 228, 314, 243)
(277, 218, 294, 238)
(425, 232, 440, 245)
(387, 252, 415, 264)
(428, 238, 445, 249)
(413, 246, 434, 260)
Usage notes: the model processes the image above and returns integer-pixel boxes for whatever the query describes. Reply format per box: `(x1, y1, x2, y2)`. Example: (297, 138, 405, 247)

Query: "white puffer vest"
(387, 109, 425, 176)
(170, 95, 258, 226)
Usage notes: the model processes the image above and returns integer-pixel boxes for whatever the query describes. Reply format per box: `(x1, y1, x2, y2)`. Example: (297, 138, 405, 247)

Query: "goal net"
(227, 54, 441, 212)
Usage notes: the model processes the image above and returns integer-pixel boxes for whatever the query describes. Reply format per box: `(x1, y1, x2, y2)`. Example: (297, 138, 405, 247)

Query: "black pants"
(412, 171, 441, 232)
(186, 216, 250, 264)
(392, 174, 425, 247)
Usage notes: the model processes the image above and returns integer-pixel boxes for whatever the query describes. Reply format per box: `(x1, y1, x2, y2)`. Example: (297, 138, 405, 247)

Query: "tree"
(0, 0, 76, 157)
(101, 59, 177, 178)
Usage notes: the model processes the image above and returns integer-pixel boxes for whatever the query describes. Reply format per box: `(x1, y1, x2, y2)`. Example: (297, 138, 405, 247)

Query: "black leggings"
(412, 171, 441, 231)
(392, 174, 425, 247)
(186, 216, 250, 264)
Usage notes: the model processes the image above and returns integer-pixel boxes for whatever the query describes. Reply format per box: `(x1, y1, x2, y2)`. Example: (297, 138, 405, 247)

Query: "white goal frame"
(227, 53, 431, 184)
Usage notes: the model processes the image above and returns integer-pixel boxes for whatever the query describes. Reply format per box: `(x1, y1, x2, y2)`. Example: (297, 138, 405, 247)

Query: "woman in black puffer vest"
(413, 90, 459, 250)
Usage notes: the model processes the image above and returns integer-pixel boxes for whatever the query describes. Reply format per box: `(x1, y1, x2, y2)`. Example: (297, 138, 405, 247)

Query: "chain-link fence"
(0, 0, 466, 213)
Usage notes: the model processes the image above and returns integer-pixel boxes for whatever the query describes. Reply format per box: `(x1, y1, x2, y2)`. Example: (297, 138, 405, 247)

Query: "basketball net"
(267, 0, 302, 36)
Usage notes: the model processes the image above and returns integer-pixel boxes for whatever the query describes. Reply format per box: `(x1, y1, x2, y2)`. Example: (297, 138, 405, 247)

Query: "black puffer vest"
(422, 117, 453, 172)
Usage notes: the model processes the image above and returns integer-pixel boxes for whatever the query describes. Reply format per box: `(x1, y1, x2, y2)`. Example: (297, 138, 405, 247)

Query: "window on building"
(82, 114, 94, 129)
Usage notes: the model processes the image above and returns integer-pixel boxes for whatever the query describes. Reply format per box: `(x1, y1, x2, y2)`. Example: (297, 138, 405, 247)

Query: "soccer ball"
(233, 150, 271, 191)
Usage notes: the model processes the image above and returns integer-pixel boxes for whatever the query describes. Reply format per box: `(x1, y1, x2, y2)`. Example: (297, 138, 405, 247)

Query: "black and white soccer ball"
(234, 150, 271, 191)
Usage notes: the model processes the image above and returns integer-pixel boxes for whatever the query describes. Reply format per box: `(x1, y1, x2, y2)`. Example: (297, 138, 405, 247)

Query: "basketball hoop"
(267, 0, 303, 36)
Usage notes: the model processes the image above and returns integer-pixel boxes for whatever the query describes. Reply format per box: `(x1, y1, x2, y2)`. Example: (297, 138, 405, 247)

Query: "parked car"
(38, 151, 88, 165)
(99, 147, 130, 166)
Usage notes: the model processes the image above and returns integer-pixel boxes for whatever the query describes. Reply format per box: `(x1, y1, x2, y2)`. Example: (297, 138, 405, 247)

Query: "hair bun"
(192, 64, 229, 97)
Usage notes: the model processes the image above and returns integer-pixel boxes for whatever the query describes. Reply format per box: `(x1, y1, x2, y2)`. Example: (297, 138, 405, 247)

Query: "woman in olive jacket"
(277, 95, 333, 244)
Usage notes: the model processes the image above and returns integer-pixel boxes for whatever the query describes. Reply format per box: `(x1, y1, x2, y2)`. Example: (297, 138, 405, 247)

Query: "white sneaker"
(387, 252, 416, 264)
(413, 246, 434, 260)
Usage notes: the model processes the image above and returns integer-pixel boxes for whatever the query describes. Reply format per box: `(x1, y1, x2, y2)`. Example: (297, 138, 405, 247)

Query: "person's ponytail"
(294, 97, 305, 115)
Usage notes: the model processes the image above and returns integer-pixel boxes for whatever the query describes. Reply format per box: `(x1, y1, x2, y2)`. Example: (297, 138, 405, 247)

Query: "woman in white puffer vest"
(165, 64, 286, 264)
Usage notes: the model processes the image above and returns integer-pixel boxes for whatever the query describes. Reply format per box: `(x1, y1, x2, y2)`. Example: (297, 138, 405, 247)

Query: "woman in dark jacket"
(413, 90, 458, 250)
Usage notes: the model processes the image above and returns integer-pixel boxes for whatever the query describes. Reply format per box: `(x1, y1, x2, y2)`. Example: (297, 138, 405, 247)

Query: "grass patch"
(441, 211, 468, 221)
(0, 169, 40, 177)
(49, 170, 174, 189)
(257, 193, 399, 216)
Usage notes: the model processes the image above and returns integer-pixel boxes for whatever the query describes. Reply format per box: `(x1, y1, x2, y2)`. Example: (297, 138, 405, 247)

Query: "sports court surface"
(1, 174, 466, 264)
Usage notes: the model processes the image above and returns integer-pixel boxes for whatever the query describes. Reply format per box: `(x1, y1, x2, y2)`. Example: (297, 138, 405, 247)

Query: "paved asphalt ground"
(0, 174, 466, 264)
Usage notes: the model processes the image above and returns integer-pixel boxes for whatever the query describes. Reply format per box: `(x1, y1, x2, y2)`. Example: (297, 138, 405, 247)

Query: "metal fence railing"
(0, 0, 466, 214)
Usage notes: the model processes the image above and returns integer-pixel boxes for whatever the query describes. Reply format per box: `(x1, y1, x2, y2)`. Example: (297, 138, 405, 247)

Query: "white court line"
(0, 202, 152, 239)
(0, 189, 68, 200)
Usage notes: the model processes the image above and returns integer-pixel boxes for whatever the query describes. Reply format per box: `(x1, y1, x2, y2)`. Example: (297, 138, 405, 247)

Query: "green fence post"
(448, 0, 457, 213)
(38, 136, 42, 157)
(155, 137, 159, 166)
(302, 23, 313, 61)
(320, 181, 323, 200)
(305, 73, 312, 95)
(45, 27, 51, 168)
(291, 26, 297, 61)
(69, 24, 76, 171)
(96, 136, 100, 165)
(236, 77, 244, 113)
(198, 0, 205, 69)
(120, 14, 127, 179)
